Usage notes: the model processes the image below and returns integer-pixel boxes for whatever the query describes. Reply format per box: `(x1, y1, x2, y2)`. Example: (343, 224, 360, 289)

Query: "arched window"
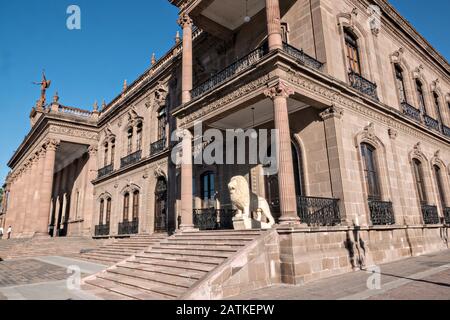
(200, 171, 215, 208)
(132, 190, 140, 221)
(123, 192, 130, 221)
(103, 143, 109, 167)
(344, 29, 361, 75)
(106, 198, 112, 225)
(281, 22, 289, 44)
(110, 139, 116, 167)
(413, 159, 427, 205)
(361, 143, 381, 201)
(416, 80, 427, 114)
(136, 122, 143, 151)
(433, 92, 443, 124)
(127, 128, 133, 155)
(99, 199, 105, 224)
(394, 65, 407, 104)
(433, 165, 446, 209)
(158, 107, 167, 141)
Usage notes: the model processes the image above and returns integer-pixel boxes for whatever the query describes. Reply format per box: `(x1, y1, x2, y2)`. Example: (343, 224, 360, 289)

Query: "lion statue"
(228, 176, 275, 228)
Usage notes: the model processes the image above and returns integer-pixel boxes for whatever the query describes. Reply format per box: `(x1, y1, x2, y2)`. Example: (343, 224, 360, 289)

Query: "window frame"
(123, 192, 130, 221)
(344, 29, 362, 75)
(412, 159, 428, 205)
(361, 143, 382, 201)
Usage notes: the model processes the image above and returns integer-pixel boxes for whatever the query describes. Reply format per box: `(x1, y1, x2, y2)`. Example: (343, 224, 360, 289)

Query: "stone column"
(180, 130, 194, 230)
(23, 155, 39, 234)
(265, 81, 299, 224)
(36, 139, 60, 236)
(83, 146, 98, 236)
(178, 14, 193, 104)
(319, 105, 357, 225)
(17, 163, 31, 234)
(265, 0, 283, 51)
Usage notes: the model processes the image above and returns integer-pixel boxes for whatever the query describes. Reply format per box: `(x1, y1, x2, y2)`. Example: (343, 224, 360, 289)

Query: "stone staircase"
(0, 237, 103, 260)
(78, 234, 168, 266)
(82, 230, 266, 300)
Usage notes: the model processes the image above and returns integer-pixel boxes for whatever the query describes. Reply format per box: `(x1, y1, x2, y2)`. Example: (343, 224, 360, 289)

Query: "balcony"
(443, 125, 450, 138)
(191, 44, 269, 99)
(444, 208, 450, 225)
(94, 224, 110, 236)
(282, 43, 324, 71)
(120, 150, 142, 168)
(118, 219, 139, 235)
(368, 200, 395, 226)
(401, 102, 421, 123)
(193, 208, 236, 230)
(421, 205, 440, 225)
(348, 71, 379, 101)
(98, 164, 113, 179)
(424, 115, 440, 131)
(150, 138, 167, 155)
(297, 196, 341, 227)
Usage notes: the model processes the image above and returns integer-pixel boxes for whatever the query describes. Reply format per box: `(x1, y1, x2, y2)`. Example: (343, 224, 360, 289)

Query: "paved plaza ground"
(0, 250, 449, 300)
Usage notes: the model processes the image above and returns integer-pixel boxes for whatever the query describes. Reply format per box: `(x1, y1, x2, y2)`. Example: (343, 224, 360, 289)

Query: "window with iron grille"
(416, 80, 427, 114)
(132, 191, 140, 220)
(157, 108, 167, 141)
(110, 139, 115, 167)
(136, 122, 143, 151)
(361, 143, 381, 201)
(123, 193, 130, 221)
(127, 128, 133, 155)
(413, 159, 427, 205)
(433, 92, 443, 124)
(99, 199, 104, 225)
(106, 198, 112, 225)
(345, 29, 361, 75)
(201, 171, 215, 208)
(103, 143, 108, 167)
(434, 165, 446, 209)
(394, 65, 407, 103)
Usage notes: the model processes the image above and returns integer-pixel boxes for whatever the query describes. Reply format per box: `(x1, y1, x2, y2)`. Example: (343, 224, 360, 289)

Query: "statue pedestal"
(233, 216, 273, 230)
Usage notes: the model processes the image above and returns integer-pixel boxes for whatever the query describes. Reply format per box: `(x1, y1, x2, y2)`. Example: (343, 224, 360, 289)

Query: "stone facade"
(3, 0, 450, 285)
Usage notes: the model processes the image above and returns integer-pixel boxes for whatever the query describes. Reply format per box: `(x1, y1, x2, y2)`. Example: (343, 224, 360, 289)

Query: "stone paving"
(0, 256, 106, 300)
(233, 250, 450, 300)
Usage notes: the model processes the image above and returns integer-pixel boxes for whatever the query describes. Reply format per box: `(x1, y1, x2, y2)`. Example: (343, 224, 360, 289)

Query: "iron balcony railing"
(444, 208, 450, 225)
(193, 208, 236, 230)
(98, 164, 113, 179)
(401, 102, 421, 123)
(368, 200, 395, 225)
(297, 196, 341, 227)
(120, 150, 142, 168)
(150, 138, 166, 155)
(421, 205, 440, 225)
(94, 224, 110, 236)
(424, 115, 440, 131)
(191, 44, 269, 99)
(118, 219, 139, 235)
(282, 42, 324, 71)
(443, 125, 450, 138)
(348, 71, 379, 101)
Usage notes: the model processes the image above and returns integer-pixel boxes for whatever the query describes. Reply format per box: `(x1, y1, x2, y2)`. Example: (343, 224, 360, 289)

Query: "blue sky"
(0, 0, 449, 184)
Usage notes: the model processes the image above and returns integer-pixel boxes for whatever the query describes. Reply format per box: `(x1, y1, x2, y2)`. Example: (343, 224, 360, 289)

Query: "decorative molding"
(388, 128, 398, 140)
(319, 104, 344, 120)
(49, 125, 98, 140)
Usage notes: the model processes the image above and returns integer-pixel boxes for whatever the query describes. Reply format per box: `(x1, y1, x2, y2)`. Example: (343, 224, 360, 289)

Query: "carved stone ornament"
(319, 104, 344, 120)
(264, 81, 294, 99)
(177, 13, 193, 28)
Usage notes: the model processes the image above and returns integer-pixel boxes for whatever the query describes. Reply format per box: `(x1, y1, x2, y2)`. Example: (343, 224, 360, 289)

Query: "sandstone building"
(2, 0, 450, 295)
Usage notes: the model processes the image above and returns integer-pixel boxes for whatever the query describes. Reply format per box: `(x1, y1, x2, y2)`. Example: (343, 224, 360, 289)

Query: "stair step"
(84, 278, 167, 300)
(109, 267, 197, 288)
(118, 262, 206, 280)
(170, 236, 256, 242)
(152, 246, 238, 254)
(96, 273, 184, 299)
(182, 230, 264, 236)
(161, 241, 246, 248)
(127, 258, 215, 273)
(136, 253, 225, 265)
(144, 248, 234, 259)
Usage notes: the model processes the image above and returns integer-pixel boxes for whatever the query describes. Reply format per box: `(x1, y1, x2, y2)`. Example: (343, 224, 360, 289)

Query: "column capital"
(319, 104, 344, 121)
(88, 145, 98, 156)
(178, 13, 193, 28)
(264, 81, 294, 99)
(43, 139, 60, 151)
